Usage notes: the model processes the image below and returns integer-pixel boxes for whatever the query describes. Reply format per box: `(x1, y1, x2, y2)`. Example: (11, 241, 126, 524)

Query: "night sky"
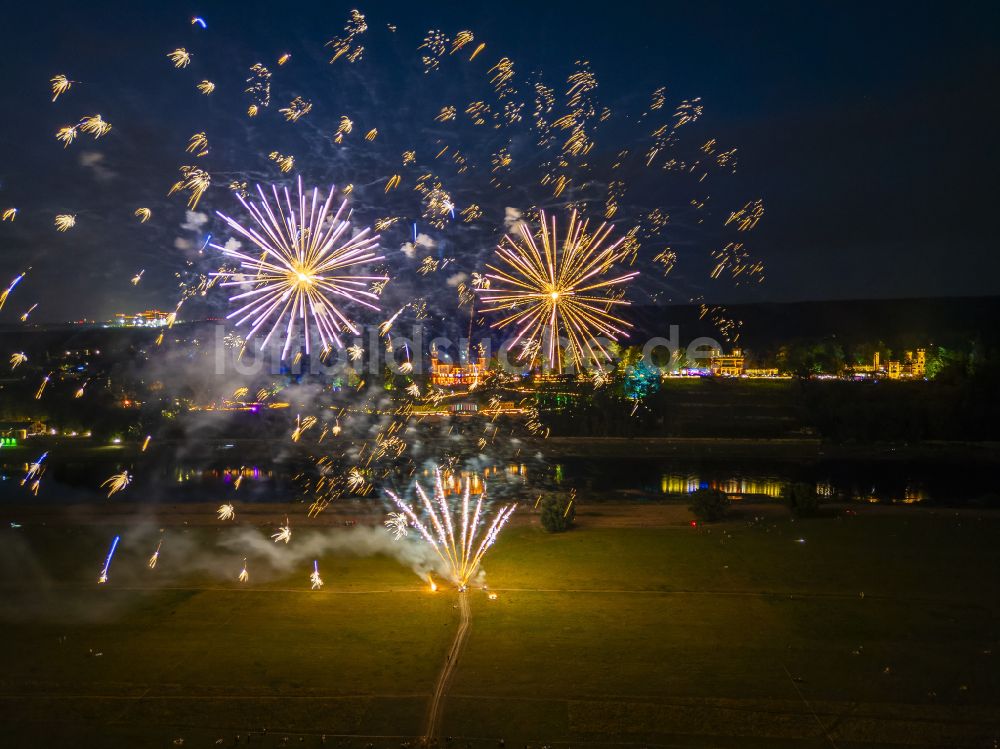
(1, 1, 998, 324)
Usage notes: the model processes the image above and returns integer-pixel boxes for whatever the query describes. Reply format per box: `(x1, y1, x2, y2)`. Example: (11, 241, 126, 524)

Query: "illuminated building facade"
(114, 310, 171, 328)
(709, 348, 745, 377)
(430, 353, 488, 388)
(886, 349, 926, 380)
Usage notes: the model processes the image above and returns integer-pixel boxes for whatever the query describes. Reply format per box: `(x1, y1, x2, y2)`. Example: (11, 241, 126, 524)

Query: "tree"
(688, 488, 729, 522)
(782, 482, 820, 517)
(539, 492, 576, 532)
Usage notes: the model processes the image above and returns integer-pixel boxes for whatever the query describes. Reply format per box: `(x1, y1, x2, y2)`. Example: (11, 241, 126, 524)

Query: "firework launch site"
(1, 501, 998, 748)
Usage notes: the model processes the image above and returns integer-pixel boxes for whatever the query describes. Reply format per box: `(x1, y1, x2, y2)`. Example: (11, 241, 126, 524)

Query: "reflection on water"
(174, 466, 272, 484)
(0, 453, 976, 506)
(419, 463, 529, 495)
(659, 473, 783, 498)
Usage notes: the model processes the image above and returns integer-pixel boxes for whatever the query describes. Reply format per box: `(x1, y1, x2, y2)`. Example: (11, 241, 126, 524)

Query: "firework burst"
(50, 74, 73, 101)
(54, 214, 76, 232)
(477, 211, 639, 373)
(385, 468, 515, 588)
(310, 560, 323, 589)
(211, 178, 385, 358)
(101, 471, 131, 498)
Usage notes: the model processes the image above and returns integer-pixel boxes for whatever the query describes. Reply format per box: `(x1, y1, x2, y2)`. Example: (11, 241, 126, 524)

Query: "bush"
(783, 482, 821, 517)
(539, 492, 576, 533)
(688, 488, 729, 522)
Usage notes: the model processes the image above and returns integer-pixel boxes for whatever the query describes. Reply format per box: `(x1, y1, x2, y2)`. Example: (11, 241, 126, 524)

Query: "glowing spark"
(435, 106, 457, 122)
(384, 512, 409, 540)
(238, 558, 249, 582)
(21, 452, 47, 487)
(35, 372, 51, 399)
(1, 208, 16, 222)
(167, 48, 191, 68)
(280, 96, 312, 122)
(187, 131, 209, 156)
(55, 125, 78, 147)
(326, 9, 367, 64)
(346, 467, 366, 493)
(451, 31, 474, 54)
(217, 503, 236, 521)
(168, 166, 211, 208)
(385, 468, 515, 588)
(210, 178, 385, 358)
(268, 151, 294, 173)
(10, 352, 27, 369)
(131, 270, 144, 286)
(20, 303, 37, 322)
(142, 435, 152, 451)
(478, 210, 639, 373)
(277, 53, 291, 66)
(385, 174, 401, 192)
(291, 414, 317, 442)
(271, 517, 292, 543)
(365, 128, 377, 141)
(50, 74, 73, 101)
(310, 560, 323, 589)
(348, 345, 363, 361)
(191, 16, 207, 28)
(98, 535, 120, 584)
(197, 80, 216, 95)
(101, 471, 131, 498)
(148, 539, 162, 569)
(54, 214, 76, 232)
(78, 114, 111, 138)
(725, 199, 765, 232)
(469, 42, 486, 61)
(333, 115, 353, 143)
(134, 207, 151, 223)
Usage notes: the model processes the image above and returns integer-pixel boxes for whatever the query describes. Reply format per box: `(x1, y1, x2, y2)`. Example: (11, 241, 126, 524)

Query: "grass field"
(0, 508, 998, 747)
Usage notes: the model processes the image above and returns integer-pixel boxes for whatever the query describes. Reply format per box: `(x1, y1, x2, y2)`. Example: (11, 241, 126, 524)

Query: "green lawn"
(0, 512, 998, 747)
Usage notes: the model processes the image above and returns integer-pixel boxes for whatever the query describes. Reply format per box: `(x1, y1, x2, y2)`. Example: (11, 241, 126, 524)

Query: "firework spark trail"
(148, 538, 163, 569)
(35, 372, 52, 399)
(98, 535, 120, 584)
(50, 74, 73, 101)
(101, 471, 131, 497)
(272, 517, 292, 543)
(478, 210, 639, 373)
(385, 469, 515, 587)
(218, 503, 236, 521)
(238, 558, 249, 582)
(385, 511, 409, 539)
(211, 178, 386, 359)
(310, 559, 323, 589)
(21, 452, 47, 488)
(0, 272, 25, 311)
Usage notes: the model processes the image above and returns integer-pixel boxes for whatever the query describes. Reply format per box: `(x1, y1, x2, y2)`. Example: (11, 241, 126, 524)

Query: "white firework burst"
(211, 178, 386, 359)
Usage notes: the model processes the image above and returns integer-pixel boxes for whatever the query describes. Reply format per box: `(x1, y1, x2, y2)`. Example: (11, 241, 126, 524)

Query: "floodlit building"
(114, 310, 171, 328)
(709, 348, 745, 377)
(430, 353, 488, 388)
(886, 349, 926, 380)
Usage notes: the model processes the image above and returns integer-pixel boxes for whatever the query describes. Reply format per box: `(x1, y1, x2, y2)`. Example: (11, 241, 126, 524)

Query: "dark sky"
(0, 1, 998, 323)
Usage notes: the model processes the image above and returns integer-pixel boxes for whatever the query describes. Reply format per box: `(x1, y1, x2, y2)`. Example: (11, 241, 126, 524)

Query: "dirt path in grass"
(424, 592, 470, 740)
